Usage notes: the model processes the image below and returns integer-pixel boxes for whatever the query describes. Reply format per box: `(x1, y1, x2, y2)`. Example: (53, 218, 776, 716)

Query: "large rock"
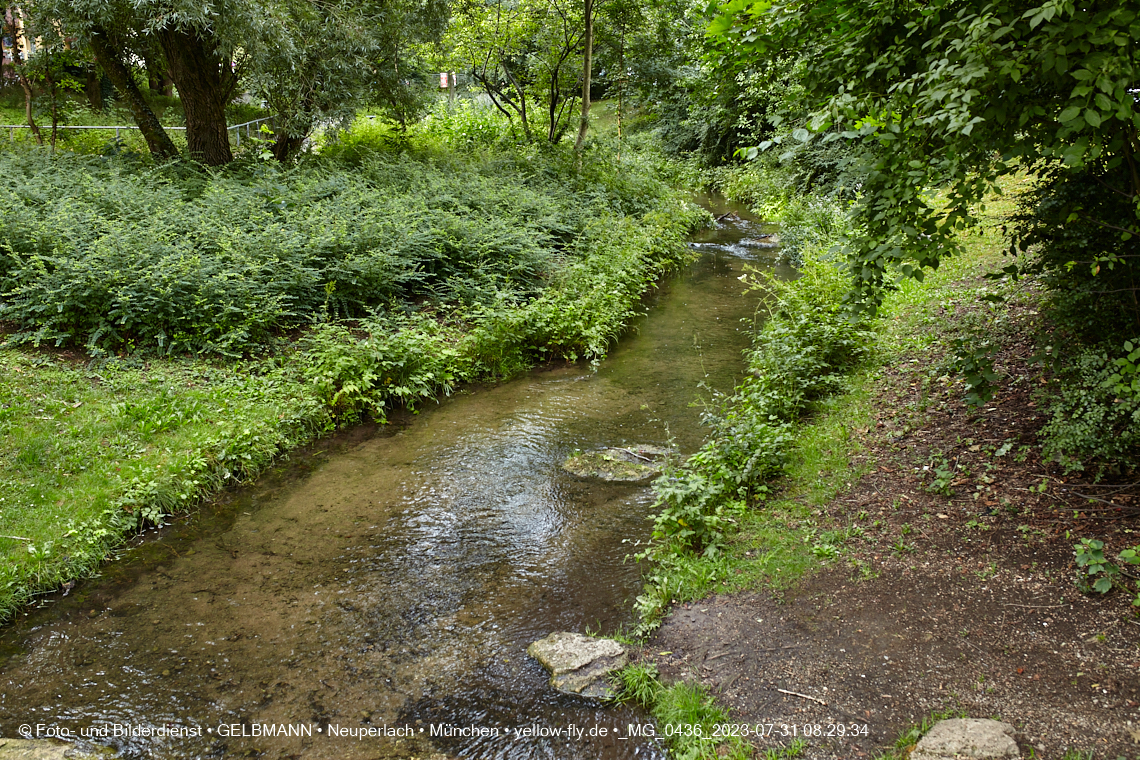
(0, 738, 109, 759)
(911, 719, 1020, 760)
(527, 632, 627, 699)
(561, 445, 673, 482)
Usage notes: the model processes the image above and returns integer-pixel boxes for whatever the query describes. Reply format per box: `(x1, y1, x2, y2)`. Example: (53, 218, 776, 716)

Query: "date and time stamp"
(634, 722, 871, 741)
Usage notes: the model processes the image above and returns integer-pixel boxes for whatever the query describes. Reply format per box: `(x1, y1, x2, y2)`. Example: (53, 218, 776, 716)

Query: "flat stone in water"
(527, 632, 627, 699)
(911, 718, 1020, 760)
(561, 445, 673, 482)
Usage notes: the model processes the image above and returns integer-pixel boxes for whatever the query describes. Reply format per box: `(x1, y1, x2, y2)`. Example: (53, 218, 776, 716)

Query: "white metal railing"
(1, 116, 275, 145)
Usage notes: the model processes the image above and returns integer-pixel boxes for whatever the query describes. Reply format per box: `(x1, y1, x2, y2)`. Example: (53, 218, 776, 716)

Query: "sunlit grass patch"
(0, 349, 329, 621)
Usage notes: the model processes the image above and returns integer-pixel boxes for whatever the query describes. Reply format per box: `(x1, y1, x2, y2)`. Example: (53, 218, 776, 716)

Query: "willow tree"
(35, 0, 446, 164)
(447, 0, 587, 143)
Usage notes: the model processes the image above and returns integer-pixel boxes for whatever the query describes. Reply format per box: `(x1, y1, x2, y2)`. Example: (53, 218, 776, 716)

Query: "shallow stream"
(0, 196, 785, 759)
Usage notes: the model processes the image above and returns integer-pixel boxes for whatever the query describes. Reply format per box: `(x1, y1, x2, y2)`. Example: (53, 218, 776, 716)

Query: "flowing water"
(0, 197, 787, 759)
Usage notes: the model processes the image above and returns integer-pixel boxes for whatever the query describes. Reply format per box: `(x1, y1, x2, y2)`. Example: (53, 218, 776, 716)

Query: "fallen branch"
(775, 688, 827, 706)
(0, 535, 33, 542)
(1002, 603, 1064, 609)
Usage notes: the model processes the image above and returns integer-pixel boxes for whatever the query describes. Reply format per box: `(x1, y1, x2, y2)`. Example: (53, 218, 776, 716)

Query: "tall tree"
(448, 0, 585, 143)
(574, 0, 593, 150)
(35, 0, 445, 164)
(87, 26, 178, 159)
(4, 7, 43, 145)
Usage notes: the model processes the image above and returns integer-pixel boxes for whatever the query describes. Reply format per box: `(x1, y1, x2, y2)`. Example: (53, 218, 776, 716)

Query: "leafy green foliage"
(946, 338, 1000, 408)
(301, 198, 706, 417)
(33, 0, 446, 162)
(1040, 348, 1140, 473)
(710, 0, 1140, 317)
(1074, 538, 1119, 595)
(0, 140, 684, 355)
(303, 314, 463, 422)
(1106, 340, 1140, 399)
(642, 252, 873, 561)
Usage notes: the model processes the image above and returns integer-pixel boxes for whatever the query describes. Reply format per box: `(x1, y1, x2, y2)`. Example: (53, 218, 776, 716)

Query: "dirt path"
(646, 301, 1140, 759)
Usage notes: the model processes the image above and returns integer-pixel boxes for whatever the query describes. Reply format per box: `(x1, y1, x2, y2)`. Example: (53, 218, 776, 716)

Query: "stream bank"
(0, 197, 786, 759)
(636, 187, 1140, 760)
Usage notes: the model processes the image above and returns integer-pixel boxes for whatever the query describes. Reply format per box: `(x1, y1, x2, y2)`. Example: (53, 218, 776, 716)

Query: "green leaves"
(1, 145, 674, 355)
(709, 0, 1140, 315)
(1074, 538, 1117, 594)
(646, 253, 873, 558)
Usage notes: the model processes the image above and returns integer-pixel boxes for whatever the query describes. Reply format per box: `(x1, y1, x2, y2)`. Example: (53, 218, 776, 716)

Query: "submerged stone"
(527, 632, 627, 699)
(561, 445, 673, 482)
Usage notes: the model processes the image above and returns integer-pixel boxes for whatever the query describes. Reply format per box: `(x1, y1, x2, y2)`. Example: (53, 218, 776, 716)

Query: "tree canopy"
(30, 0, 446, 163)
(710, 0, 1140, 321)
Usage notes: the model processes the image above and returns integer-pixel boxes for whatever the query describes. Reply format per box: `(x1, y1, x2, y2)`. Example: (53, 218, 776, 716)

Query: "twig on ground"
(775, 688, 827, 705)
(1002, 603, 1064, 609)
(0, 535, 33, 542)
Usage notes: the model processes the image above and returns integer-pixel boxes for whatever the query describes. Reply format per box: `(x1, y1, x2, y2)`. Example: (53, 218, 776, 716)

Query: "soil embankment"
(648, 279, 1140, 758)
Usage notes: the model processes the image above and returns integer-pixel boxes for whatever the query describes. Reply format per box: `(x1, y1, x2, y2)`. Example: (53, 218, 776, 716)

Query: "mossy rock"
(561, 445, 674, 482)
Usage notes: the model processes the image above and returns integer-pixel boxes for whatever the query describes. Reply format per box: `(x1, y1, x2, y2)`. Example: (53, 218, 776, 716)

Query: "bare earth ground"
(645, 298, 1140, 759)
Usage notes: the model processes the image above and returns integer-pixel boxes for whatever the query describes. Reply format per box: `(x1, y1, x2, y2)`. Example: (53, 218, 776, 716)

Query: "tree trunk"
(158, 28, 234, 165)
(271, 132, 304, 162)
(85, 67, 104, 111)
(501, 61, 530, 140)
(574, 0, 593, 151)
(4, 8, 42, 145)
(89, 27, 178, 159)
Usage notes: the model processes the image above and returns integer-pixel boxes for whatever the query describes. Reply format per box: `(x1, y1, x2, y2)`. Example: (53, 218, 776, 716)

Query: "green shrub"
(412, 98, 515, 149)
(643, 253, 873, 558)
(0, 144, 682, 355)
(303, 313, 464, 422)
(299, 198, 708, 418)
(1041, 345, 1140, 474)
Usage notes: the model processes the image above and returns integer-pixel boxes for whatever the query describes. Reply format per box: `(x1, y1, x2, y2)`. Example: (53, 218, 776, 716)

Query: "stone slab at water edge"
(560, 445, 673, 482)
(911, 719, 1021, 760)
(527, 632, 627, 699)
(0, 737, 111, 759)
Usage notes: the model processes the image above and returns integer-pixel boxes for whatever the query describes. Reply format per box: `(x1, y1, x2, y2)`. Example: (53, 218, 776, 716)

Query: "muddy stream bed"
(0, 198, 786, 759)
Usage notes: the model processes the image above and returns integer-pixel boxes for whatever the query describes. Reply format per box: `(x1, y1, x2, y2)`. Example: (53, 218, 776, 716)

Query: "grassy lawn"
(0, 350, 329, 618)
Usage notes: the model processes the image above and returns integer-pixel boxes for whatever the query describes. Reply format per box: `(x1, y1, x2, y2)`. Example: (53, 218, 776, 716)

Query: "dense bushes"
(302, 202, 705, 420)
(0, 139, 680, 356)
(1007, 167, 1140, 473)
(1041, 346, 1140, 474)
